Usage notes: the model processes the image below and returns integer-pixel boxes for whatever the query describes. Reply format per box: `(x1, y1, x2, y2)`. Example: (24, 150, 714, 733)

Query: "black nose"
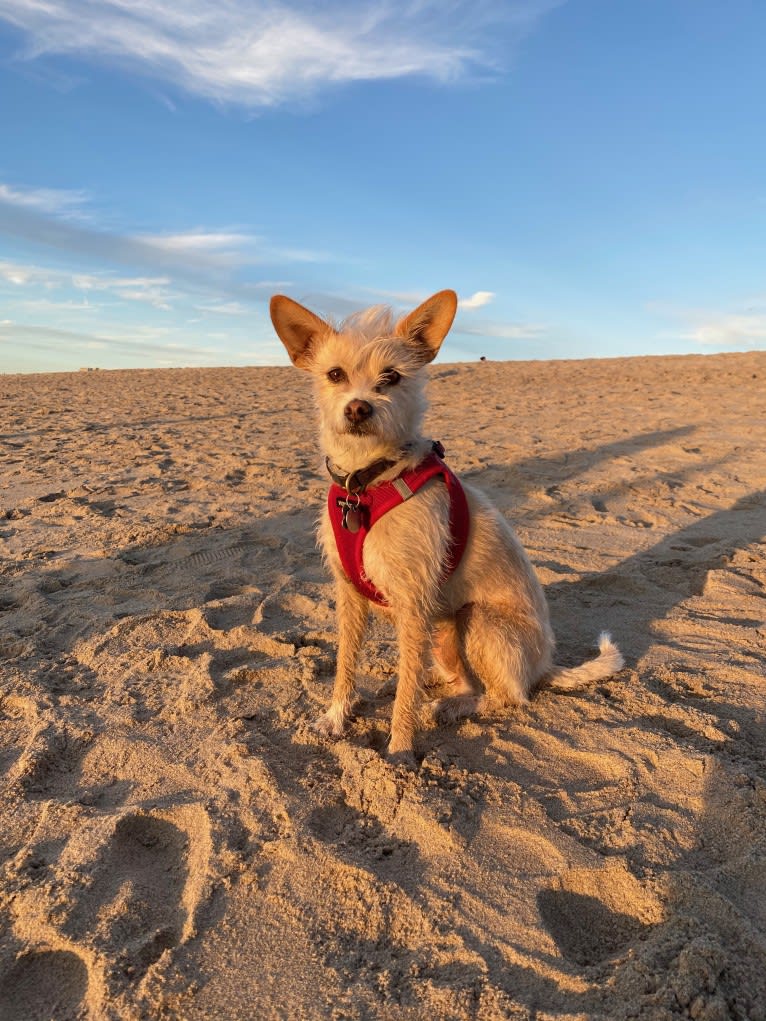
(344, 399, 373, 424)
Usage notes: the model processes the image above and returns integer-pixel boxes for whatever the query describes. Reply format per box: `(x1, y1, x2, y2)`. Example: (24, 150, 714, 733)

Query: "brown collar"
(325, 440, 445, 494)
(325, 455, 396, 494)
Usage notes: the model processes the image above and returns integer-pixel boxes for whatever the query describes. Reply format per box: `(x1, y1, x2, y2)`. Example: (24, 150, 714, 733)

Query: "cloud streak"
(0, 0, 563, 107)
(680, 314, 766, 348)
(0, 181, 88, 218)
(650, 299, 766, 350)
(0, 186, 325, 303)
(0, 320, 216, 361)
(456, 319, 547, 341)
(0, 258, 176, 310)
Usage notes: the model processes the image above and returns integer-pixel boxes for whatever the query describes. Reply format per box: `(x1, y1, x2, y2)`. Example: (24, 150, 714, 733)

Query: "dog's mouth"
(344, 421, 376, 436)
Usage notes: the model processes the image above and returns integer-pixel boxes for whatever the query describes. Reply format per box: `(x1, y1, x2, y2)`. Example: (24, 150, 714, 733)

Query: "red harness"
(327, 451, 470, 606)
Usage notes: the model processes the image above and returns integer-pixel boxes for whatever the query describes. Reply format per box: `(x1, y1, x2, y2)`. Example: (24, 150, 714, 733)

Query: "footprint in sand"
(537, 863, 662, 967)
(65, 812, 193, 982)
(0, 949, 88, 1021)
(2, 697, 91, 803)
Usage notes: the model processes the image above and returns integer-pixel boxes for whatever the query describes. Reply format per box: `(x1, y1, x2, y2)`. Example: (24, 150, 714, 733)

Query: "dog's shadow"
(403, 483, 765, 835)
(543, 486, 765, 667)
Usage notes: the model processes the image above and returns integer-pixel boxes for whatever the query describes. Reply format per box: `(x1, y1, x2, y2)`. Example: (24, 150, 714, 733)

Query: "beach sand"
(1, 351, 764, 1021)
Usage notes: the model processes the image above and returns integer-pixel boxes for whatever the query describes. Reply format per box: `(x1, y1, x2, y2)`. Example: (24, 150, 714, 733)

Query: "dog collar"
(325, 440, 446, 495)
(325, 455, 397, 494)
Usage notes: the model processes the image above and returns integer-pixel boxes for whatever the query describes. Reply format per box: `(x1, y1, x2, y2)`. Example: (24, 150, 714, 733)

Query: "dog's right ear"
(270, 295, 334, 368)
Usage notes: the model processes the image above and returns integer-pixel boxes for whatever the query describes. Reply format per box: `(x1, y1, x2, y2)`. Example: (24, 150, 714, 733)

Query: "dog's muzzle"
(344, 399, 374, 434)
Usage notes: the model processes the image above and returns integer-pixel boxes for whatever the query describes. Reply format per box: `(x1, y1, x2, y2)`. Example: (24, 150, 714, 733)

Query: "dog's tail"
(539, 632, 624, 691)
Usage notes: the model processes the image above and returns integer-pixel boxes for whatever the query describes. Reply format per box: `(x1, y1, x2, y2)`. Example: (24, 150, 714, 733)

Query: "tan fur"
(270, 290, 624, 762)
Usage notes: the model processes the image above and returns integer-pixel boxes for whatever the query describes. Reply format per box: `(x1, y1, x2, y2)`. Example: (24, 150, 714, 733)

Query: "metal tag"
(343, 506, 362, 533)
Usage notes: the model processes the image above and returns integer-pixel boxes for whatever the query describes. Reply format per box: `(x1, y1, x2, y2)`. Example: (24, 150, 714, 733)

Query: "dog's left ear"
(270, 295, 334, 368)
(394, 290, 458, 364)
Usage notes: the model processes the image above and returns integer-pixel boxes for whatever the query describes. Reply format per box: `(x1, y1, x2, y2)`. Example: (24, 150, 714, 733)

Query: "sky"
(1, 0, 765, 373)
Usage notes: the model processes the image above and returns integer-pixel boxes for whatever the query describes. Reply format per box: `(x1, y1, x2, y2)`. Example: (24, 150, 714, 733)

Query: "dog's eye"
(327, 367, 347, 384)
(380, 368, 401, 387)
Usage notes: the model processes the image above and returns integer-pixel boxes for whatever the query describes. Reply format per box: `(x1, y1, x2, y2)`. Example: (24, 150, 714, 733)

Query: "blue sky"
(1, 0, 765, 373)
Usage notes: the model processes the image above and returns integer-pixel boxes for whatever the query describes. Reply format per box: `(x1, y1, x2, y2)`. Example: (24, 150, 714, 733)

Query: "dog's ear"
(270, 295, 334, 368)
(394, 290, 458, 364)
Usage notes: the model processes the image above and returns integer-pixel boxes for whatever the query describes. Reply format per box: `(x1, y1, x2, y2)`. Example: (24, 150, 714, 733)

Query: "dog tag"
(343, 506, 362, 532)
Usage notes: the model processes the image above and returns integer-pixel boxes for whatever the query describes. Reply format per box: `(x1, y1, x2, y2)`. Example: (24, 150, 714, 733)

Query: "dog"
(270, 289, 624, 763)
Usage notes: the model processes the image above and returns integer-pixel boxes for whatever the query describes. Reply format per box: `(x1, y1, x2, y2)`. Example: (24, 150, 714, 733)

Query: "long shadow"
(545, 487, 766, 666)
(462, 424, 697, 494)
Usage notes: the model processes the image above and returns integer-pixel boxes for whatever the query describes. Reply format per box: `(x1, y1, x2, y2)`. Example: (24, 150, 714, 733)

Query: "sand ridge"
(0, 352, 765, 1020)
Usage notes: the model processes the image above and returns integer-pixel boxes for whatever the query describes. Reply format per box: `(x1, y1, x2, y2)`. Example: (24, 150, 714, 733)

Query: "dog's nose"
(344, 399, 373, 424)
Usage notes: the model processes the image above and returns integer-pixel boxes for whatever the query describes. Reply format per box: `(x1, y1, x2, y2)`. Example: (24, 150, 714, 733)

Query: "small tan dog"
(271, 289, 623, 763)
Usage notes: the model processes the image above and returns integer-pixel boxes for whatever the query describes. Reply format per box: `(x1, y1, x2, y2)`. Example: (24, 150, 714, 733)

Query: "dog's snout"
(344, 399, 373, 424)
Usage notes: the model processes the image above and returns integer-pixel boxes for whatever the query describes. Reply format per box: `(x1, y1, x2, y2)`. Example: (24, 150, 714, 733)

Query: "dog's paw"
(386, 732, 418, 770)
(386, 748, 418, 771)
(426, 694, 482, 726)
(313, 708, 347, 739)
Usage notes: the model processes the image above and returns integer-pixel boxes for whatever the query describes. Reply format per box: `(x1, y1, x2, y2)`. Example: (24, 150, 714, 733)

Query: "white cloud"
(19, 297, 96, 312)
(651, 300, 766, 350)
(134, 230, 334, 270)
(138, 230, 256, 254)
(457, 320, 547, 340)
(0, 258, 175, 309)
(0, 186, 328, 305)
(0, 0, 563, 107)
(459, 290, 494, 309)
(0, 260, 36, 286)
(194, 300, 249, 316)
(0, 181, 87, 218)
(681, 314, 766, 348)
(0, 319, 213, 359)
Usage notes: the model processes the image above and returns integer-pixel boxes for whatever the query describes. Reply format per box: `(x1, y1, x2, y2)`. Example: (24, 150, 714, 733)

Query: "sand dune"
(1, 352, 764, 1020)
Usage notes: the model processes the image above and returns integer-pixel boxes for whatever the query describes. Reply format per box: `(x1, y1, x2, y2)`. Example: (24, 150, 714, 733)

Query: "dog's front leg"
(315, 576, 369, 737)
(388, 607, 431, 763)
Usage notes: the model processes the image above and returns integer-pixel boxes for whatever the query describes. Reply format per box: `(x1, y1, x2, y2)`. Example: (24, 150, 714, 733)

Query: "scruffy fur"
(270, 289, 624, 762)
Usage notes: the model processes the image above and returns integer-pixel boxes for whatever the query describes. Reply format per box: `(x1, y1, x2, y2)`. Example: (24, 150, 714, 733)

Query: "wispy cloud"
(680, 314, 766, 347)
(0, 319, 215, 361)
(0, 184, 327, 300)
(137, 230, 257, 256)
(459, 290, 494, 309)
(0, 181, 87, 218)
(0, 0, 563, 107)
(457, 319, 547, 341)
(194, 300, 249, 317)
(650, 299, 766, 350)
(137, 229, 332, 267)
(0, 258, 176, 309)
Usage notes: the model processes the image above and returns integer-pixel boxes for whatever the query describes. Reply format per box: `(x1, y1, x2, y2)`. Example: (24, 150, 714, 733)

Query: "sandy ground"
(1, 351, 765, 1021)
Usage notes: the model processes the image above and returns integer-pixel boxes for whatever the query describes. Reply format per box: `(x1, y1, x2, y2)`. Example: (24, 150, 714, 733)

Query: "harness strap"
(328, 451, 470, 605)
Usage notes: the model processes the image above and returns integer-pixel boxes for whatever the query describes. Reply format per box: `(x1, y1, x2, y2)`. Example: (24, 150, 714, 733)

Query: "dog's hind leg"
(425, 616, 481, 724)
(315, 577, 369, 737)
(459, 603, 552, 709)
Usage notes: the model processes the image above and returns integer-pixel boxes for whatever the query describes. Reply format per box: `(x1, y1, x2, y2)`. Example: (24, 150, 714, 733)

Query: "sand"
(0, 351, 764, 1021)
